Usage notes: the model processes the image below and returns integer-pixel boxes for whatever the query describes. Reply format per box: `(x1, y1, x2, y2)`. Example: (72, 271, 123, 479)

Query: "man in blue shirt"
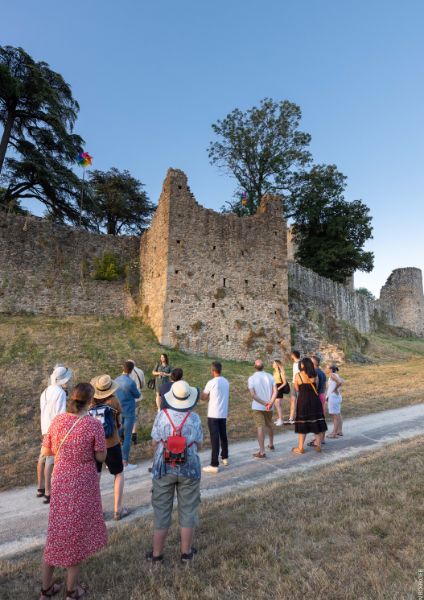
(115, 361, 140, 471)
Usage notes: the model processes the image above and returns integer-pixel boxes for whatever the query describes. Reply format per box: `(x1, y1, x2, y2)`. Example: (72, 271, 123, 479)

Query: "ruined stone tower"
(139, 169, 290, 360)
(379, 268, 424, 336)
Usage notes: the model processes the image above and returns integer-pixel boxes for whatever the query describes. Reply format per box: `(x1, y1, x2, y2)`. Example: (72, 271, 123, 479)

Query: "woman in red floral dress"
(39, 383, 107, 600)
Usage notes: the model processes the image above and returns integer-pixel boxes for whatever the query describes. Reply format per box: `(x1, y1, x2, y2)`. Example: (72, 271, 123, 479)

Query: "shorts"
(152, 474, 200, 530)
(252, 410, 274, 429)
(96, 443, 123, 475)
(38, 449, 54, 466)
(328, 394, 342, 415)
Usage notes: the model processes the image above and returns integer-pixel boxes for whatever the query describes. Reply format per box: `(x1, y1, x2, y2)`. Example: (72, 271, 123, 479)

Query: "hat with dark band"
(163, 380, 199, 412)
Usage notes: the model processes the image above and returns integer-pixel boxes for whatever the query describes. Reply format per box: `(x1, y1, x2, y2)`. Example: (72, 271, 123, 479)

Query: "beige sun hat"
(51, 366, 72, 386)
(164, 380, 199, 412)
(91, 374, 119, 400)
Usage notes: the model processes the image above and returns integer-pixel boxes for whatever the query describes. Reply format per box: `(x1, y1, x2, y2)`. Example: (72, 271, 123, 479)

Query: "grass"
(1, 315, 424, 491)
(1, 436, 423, 599)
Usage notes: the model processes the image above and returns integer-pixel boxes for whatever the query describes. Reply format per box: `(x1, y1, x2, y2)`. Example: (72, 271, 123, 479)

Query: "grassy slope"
(1, 315, 424, 490)
(1, 436, 423, 600)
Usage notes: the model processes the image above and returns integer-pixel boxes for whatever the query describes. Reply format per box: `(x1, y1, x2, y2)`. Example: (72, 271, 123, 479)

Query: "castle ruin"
(0, 168, 423, 361)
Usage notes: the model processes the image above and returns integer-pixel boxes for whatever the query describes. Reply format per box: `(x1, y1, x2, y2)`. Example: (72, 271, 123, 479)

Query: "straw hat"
(164, 380, 199, 412)
(91, 374, 119, 400)
(51, 366, 72, 387)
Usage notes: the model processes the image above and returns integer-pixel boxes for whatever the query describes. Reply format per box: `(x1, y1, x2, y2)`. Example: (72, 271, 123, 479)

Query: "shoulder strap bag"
(55, 415, 85, 458)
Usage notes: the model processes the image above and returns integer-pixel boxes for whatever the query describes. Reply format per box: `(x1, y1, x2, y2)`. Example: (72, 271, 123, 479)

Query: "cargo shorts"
(152, 474, 201, 530)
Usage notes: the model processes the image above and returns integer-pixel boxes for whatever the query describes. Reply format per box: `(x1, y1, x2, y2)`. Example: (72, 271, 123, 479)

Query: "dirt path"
(1, 403, 424, 560)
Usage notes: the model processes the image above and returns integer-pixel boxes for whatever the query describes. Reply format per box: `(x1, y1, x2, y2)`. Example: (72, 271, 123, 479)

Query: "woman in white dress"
(325, 365, 344, 438)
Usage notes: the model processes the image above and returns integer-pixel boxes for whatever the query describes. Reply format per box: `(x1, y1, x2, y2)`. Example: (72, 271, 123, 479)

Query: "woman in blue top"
(147, 380, 203, 564)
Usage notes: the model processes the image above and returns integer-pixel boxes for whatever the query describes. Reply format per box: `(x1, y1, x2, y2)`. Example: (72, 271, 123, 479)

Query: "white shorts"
(328, 394, 342, 415)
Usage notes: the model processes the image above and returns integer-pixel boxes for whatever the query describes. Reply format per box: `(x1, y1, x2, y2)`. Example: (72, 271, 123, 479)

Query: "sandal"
(307, 440, 317, 447)
(327, 434, 338, 439)
(267, 445, 275, 451)
(43, 495, 51, 504)
(145, 550, 164, 564)
(291, 447, 305, 454)
(66, 583, 88, 600)
(39, 582, 61, 599)
(37, 488, 45, 498)
(113, 507, 129, 521)
(337, 433, 343, 436)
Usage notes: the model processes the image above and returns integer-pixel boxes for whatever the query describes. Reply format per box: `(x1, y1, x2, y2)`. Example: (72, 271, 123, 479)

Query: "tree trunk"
(0, 109, 16, 176)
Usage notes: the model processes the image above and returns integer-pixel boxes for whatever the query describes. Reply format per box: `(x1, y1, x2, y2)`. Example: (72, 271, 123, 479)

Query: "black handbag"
(278, 367, 290, 394)
(147, 378, 156, 390)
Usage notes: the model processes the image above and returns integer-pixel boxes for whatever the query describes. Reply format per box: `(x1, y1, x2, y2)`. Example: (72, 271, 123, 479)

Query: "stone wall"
(140, 169, 290, 361)
(288, 261, 378, 333)
(0, 213, 139, 316)
(380, 268, 424, 336)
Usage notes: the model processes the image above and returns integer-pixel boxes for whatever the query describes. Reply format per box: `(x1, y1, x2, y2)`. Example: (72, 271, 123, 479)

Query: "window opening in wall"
(240, 306, 244, 311)
(226, 335, 229, 342)
(272, 283, 276, 288)
(212, 303, 215, 308)
(275, 231, 278, 236)
(245, 279, 248, 285)
(178, 185, 182, 190)
(176, 325, 180, 331)
(223, 278, 226, 287)
(177, 240, 180, 244)
(175, 270, 179, 274)
(170, 299, 174, 303)
(211, 274, 215, 279)
(241, 250, 244, 256)
(213, 245, 216, 250)
(273, 256, 276, 260)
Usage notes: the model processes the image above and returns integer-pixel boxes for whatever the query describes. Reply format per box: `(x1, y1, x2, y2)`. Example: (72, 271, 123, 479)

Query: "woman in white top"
(325, 365, 344, 438)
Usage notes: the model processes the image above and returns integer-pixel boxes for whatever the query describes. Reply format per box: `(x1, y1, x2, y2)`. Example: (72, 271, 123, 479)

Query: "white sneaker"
(274, 419, 284, 426)
(202, 465, 219, 474)
(222, 459, 229, 466)
(124, 463, 137, 472)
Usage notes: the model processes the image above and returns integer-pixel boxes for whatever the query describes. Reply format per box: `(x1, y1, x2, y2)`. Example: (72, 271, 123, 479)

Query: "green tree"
(291, 165, 374, 282)
(208, 98, 311, 215)
(0, 45, 83, 222)
(84, 168, 154, 235)
(356, 287, 375, 301)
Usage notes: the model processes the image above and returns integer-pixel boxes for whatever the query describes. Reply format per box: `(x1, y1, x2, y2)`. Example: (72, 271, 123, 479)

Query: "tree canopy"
(0, 45, 83, 222)
(84, 168, 154, 235)
(290, 165, 374, 282)
(208, 99, 374, 280)
(208, 98, 311, 215)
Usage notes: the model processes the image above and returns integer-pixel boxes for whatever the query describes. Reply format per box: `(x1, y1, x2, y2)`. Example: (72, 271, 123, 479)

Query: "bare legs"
(114, 472, 124, 514)
(152, 527, 194, 557)
(257, 425, 273, 454)
(41, 561, 81, 595)
(274, 398, 283, 421)
(37, 459, 54, 496)
(155, 393, 161, 413)
(328, 414, 343, 437)
(289, 394, 297, 421)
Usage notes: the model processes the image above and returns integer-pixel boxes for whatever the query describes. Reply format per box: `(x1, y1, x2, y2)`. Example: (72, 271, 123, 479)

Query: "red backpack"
(162, 409, 193, 468)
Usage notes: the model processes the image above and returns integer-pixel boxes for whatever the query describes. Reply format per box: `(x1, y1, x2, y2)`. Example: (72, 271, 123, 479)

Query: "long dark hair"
(68, 383, 94, 414)
(160, 353, 169, 365)
(299, 357, 316, 379)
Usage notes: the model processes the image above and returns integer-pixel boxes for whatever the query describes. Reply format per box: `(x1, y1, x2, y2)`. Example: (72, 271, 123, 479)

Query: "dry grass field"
(1, 314, 424, 491)
(1, 436, 423, 600)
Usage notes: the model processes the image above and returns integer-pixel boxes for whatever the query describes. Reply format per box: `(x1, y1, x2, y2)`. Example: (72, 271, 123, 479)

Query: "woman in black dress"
(292, 357, 327, 454)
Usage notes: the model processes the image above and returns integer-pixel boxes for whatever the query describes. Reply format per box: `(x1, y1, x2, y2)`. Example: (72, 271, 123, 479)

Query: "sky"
(2, 0, 424, 296)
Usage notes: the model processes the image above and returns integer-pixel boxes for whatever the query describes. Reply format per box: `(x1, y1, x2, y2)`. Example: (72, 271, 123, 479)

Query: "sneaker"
(124, 463, 137, 472)
(274, 419, 284, 426)
(202, 465, 219, 474)
(222, 458, 229, 466)
(287, 418, 295, 425)
(252, 451, 266, 459)
(146, 550, 164, 564)
(181, 547, 197, 563)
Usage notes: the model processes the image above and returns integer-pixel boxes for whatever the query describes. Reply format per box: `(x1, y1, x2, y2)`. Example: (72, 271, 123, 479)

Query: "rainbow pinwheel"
(77, 152, 93, 168)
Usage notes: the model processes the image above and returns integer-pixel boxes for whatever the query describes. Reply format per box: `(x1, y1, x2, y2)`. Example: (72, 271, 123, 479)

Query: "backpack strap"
(163, 408, 191, 435)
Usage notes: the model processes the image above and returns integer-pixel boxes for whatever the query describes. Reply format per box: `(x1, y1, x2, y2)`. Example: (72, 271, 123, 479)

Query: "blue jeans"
(121, 414, 136, 462)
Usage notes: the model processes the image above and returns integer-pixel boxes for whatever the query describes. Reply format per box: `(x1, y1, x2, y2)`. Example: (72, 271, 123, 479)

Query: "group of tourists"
(37, 352, 344, 600)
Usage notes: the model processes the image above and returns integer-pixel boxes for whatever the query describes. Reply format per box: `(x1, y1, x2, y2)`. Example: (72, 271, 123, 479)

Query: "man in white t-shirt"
(287, 350, 301, 424)
(37, 365, 72, 503)
(201, 362, 230, 474)
(127, 359, 145, 445)
(248, 360, 277, 459)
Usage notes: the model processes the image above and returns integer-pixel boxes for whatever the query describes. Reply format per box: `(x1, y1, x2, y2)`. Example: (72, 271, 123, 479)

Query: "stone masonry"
(140, 169, 290, 361)
(0, 213, 139, 316)
(379, 268, 424, 336)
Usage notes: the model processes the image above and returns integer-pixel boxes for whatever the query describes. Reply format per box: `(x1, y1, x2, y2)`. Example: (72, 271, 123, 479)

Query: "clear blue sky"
(2, 0, 424, 296)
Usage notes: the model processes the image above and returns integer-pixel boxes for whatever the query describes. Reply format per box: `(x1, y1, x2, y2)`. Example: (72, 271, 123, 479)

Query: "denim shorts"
(152, 474, 200, 529)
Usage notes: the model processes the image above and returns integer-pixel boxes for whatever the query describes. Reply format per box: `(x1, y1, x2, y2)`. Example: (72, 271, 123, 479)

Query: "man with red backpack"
(147, 380, 203, 564)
